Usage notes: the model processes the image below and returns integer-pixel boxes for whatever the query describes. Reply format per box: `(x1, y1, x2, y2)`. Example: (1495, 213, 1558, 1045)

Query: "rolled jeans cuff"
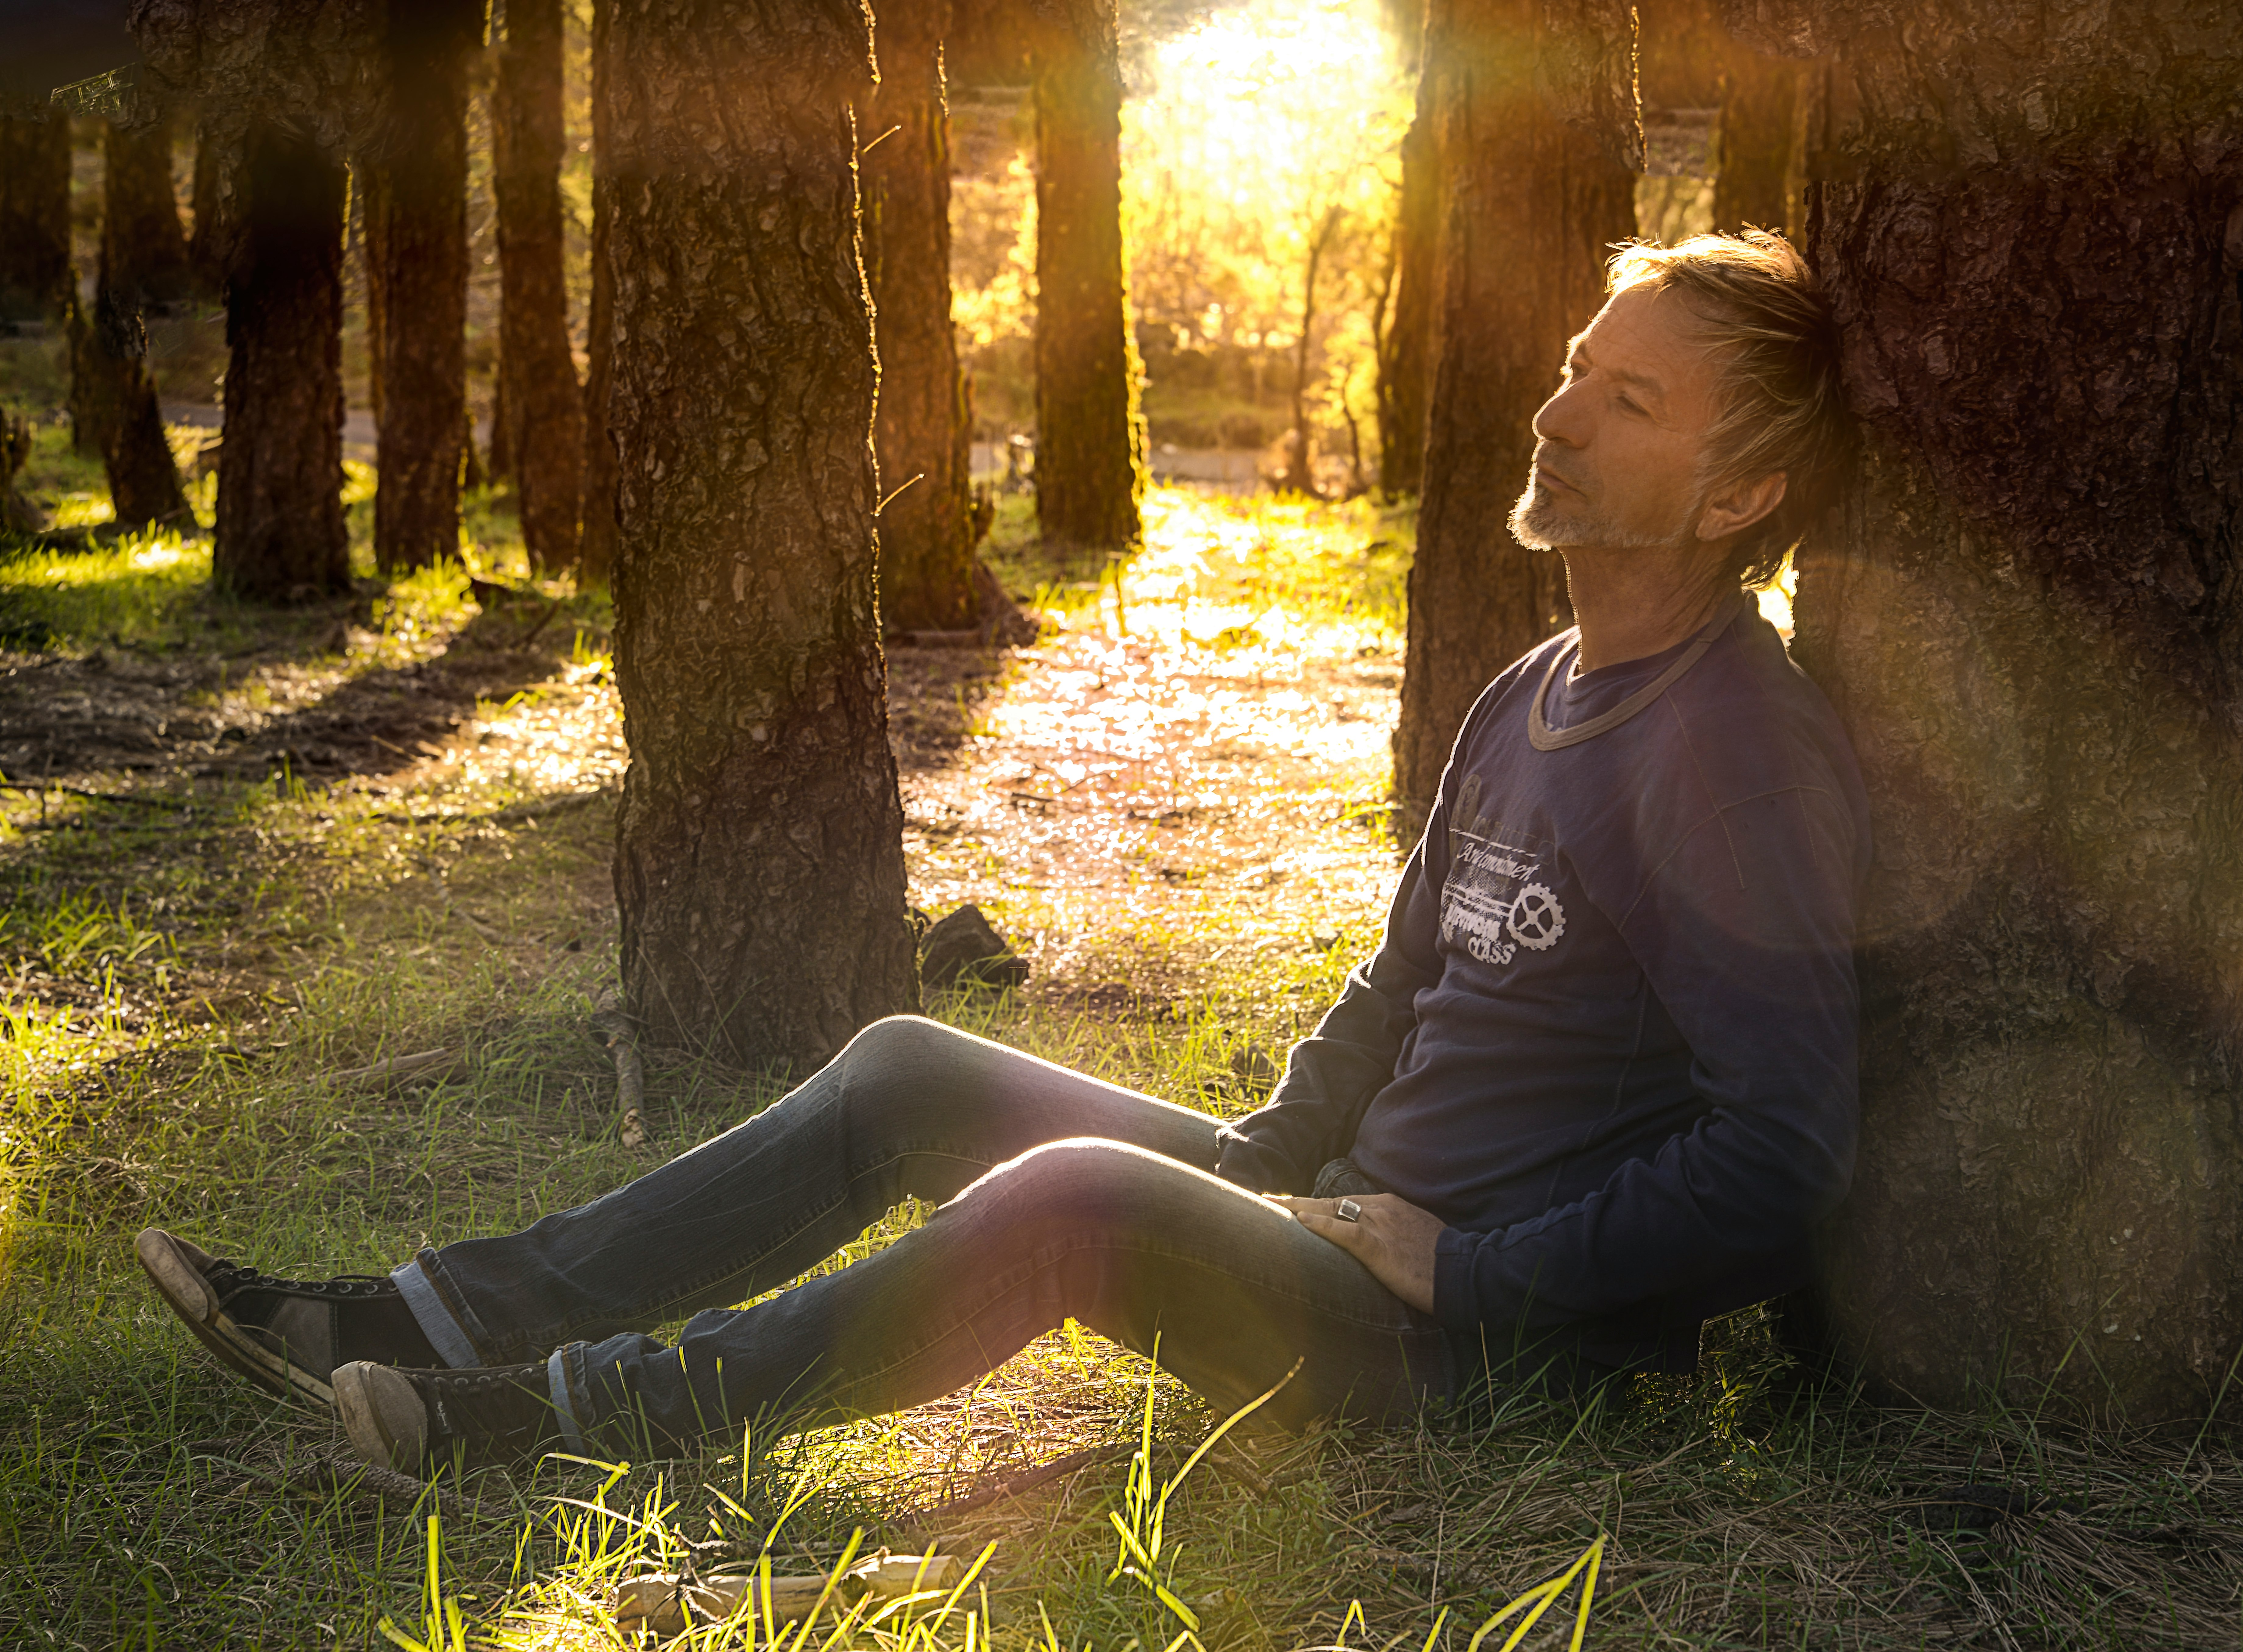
(390, 1248, 488, 1369)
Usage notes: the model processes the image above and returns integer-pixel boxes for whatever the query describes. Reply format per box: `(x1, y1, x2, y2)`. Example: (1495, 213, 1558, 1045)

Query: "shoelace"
(208, 1262, 395, 1299)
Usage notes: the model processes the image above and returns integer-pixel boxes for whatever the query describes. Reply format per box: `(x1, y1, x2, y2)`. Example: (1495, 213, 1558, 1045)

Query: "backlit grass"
(0, 492, 2234, 1649)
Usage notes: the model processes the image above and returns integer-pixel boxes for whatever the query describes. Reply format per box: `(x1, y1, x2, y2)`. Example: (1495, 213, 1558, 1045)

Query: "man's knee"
(960, 1137, 1230, 1235)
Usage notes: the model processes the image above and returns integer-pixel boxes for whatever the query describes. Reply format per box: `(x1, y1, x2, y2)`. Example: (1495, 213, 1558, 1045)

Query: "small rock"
(921, 903, 1029, 989)
(620, 1107, 645, 1149)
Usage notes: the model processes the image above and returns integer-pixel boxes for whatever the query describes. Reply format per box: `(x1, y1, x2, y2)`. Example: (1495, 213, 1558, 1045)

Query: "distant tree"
(365, 0, 478, 574)
(608, 0, 917, 1065)
(69, 117, 190, 529)
(577, 0, 618, 591)
(1779, 0, 2243, 1423)
(1029, 0, 1144, 550)
(1708, 29, 1795, 233)
(493, 0, 583, 574)
(211, 119, 349, 600)
(863, 0, 979, 631)
(0, 113, 71, 323)
(101, 112, 192, 312)
(188, 119, 224, 295)
(1389, 0, 1638, 828)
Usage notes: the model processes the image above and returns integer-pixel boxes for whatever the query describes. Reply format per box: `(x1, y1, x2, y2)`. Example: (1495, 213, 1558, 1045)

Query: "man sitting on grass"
(137, 231, 1867, 1477)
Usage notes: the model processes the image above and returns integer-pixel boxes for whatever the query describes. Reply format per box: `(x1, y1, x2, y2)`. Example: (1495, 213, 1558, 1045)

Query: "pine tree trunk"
(369, 0, 476, 575)
(0, 113, 72, 322)
(188, 121, 224, 297)
(609, 0, 917, 1066)
(1710, 44, 1796, 234)
(864, 0, 978, 632)
(212, 119, 349, 601)
(494, 0, 583, 573)
(1029, 0, 1143, 551)
(1390, 0, 1638, 827)
(102, 114, 192, 313)
(1782, 1, 2243, 1422)
(1376, 93, 1434, 497)
(577, 0, 618, 592)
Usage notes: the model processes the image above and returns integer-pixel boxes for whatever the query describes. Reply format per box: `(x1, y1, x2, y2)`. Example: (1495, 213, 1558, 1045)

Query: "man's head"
(1508, 231, 1850, 590)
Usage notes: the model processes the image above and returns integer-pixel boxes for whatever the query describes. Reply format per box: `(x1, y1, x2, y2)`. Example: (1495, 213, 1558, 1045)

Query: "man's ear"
(1696, 471, 1787, 541)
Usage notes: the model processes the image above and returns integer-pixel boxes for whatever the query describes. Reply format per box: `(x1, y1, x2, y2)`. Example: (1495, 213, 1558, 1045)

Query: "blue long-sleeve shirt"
(1216, 604, 1870, 1372)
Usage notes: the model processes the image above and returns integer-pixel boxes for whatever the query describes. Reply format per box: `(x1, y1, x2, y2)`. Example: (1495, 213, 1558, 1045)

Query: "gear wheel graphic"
(1506, 882, 1566, 951)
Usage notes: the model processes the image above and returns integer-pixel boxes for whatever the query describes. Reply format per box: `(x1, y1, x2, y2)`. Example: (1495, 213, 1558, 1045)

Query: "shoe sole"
(133, 1227, 336, 1407)
(334, 1361, 428, 1474)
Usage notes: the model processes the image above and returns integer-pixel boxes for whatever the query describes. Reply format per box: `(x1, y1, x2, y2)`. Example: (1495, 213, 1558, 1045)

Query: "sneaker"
(135, 1228, 439, 1406)
(334, 1360, 563, 1474)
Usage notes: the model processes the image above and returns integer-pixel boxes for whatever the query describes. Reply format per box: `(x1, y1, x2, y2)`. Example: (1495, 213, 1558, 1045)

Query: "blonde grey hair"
(1607, 230, 1851, 590)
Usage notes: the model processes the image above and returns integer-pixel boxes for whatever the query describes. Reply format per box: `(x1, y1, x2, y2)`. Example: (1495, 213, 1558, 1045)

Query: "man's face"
(1508, 284, 1723, 554)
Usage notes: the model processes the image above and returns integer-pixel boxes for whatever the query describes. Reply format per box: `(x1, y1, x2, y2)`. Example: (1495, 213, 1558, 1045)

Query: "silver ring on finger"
(1334, 1198, 1362, 1223)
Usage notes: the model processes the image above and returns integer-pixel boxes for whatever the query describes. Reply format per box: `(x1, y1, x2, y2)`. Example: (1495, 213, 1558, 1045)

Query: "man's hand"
(1272, 1193, 1446, 1315)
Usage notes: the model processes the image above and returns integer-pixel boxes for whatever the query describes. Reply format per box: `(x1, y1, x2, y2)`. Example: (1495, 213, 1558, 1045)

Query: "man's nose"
(1532, 378, 1590, 448)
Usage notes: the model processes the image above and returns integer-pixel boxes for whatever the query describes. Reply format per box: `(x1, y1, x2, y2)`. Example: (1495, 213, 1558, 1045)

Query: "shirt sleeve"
(1215, 792, 1454, 1196)
(1429, 783, 1862, 1336)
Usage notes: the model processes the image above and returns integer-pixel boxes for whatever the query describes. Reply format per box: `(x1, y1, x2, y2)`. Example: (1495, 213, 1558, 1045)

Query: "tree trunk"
(188, 119, 224, 296)
(1281, 206, 1340, 497)
(1376, 92, 1434, 497)
(494, 0, 583, 573)
(1781, 2, 2243, 1423)
(0, 113, 72, 322)
(1390, 0, 1638, 828)
(577, 0, 618, 592)
(1029, 0, 1143, 551)
(863, 0, 978, 632)
(368, 0, 476, 575)
(609, 0, 918, 1067)
(1709, 42, 1795, 233)
(212, 119, 349, 602)
(102, 113, 192, 314)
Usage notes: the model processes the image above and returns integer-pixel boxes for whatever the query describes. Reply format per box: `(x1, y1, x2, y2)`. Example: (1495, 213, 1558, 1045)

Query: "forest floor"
(0, 459, 2237, 1650)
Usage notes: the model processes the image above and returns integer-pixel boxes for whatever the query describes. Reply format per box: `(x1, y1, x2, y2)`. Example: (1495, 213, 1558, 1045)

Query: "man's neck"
(1559, 542, 1737, 673)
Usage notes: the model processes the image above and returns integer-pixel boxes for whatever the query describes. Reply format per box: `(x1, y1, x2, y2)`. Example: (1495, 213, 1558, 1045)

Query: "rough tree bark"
(188, 118, 223, 294)
(609, 0, 917, 1066)
(863, 0, 978, 632)
(1390, 0, 1639, 828)
(212, 119, 349, 600)
(1376, 90, 1434, 497)
(367, 0, 477, 574)
(1775, 0, 2243, 1422)
(577, 0, 618, 591)
(1029, 0, 1143, 550)
(0, 114, 73, 322)
(494, 0, 583, 573)
(69, 119, 190, 529)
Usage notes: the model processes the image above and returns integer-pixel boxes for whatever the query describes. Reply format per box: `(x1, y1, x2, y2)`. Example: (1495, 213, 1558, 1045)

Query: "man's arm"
(1214, 834, 1449, 1196)
(1428, 785, 1862, 1336)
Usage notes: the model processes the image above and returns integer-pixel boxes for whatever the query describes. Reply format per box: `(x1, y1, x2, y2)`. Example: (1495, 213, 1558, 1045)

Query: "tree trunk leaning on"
(608, 0, 918, 1067)
(1390, 0, 1638, 831)
(0, 113, 71, 323)
(1029, 0, 1144, 551)
(212, 119, 350, 601)
(862, 0, 979, 632)
(368, 0, 477, 575)
(577, 0, 618, 591)
(1783, 0, 2243, 1423)
(494, 0, 583, 574)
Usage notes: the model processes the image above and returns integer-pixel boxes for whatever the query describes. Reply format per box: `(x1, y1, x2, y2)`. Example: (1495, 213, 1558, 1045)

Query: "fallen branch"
(592, 995, 645, 1120)
(918, 1442, 1131, 1521)
(614, 1550, 961, 1638)
(240, 1451, 473, 1522)
(329, 1048, 464, 1093)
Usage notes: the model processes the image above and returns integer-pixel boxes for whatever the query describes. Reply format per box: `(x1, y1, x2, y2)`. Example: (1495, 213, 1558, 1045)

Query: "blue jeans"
(392, 1017, 1457, 1453)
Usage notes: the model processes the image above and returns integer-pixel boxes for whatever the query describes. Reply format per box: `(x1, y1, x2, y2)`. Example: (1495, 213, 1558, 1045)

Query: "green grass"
(0, 494, 2236, 1650)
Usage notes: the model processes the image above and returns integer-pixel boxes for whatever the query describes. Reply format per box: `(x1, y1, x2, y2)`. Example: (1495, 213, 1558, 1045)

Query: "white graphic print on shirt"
(1439, 773, 1566, 968)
